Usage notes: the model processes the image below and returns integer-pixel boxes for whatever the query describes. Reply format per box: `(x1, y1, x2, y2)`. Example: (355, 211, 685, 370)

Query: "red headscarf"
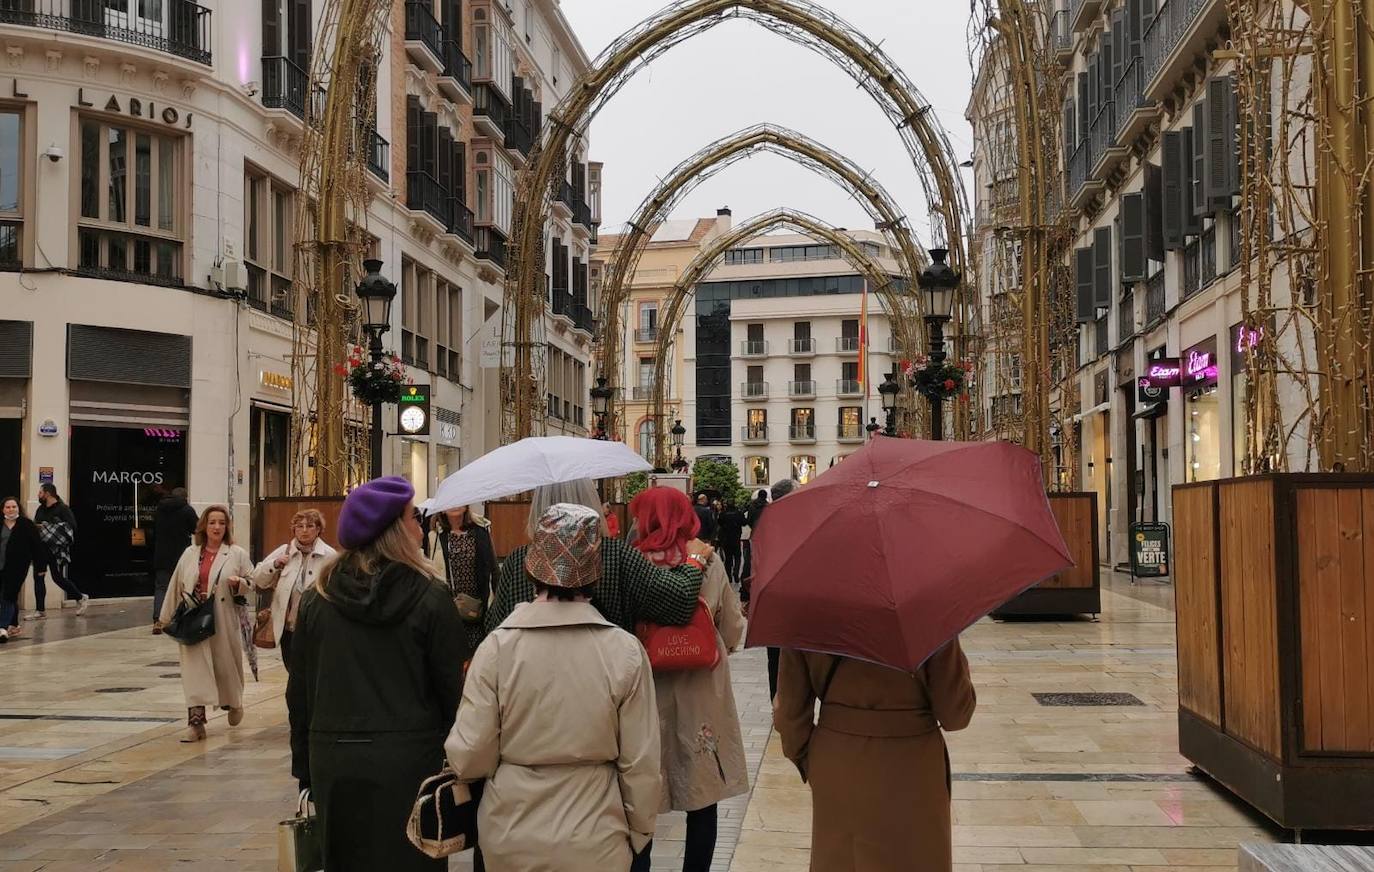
(629, 487, 700, 565)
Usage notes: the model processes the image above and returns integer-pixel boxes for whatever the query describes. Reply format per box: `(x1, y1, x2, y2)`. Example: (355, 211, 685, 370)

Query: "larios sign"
(77, 89, 193, 129)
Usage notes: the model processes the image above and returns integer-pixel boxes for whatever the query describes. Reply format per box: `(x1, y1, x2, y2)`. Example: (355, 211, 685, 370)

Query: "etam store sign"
(91, 471, 165, 484)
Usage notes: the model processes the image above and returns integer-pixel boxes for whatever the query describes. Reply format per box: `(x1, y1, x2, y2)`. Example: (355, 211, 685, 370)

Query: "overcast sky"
(559, 0, 977, 243)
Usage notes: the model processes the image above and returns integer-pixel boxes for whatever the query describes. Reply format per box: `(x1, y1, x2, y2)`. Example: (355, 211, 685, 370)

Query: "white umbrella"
(427, 436, 650, 514)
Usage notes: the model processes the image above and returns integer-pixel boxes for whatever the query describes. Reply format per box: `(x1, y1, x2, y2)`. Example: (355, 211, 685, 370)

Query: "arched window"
(637, 419, 657, 462)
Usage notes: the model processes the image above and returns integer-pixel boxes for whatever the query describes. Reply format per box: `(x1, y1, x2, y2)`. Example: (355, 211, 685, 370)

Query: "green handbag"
(277, 789, 323, 872)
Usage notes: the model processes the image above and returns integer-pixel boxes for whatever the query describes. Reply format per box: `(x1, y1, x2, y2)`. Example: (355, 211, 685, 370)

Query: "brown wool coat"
(652, 554, 749, 812)
(774, 640, 976, 872)
(160, 544, 255, 710)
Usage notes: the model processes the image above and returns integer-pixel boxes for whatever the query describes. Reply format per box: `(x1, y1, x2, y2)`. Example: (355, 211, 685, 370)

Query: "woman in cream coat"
(159, 505, 255, 742)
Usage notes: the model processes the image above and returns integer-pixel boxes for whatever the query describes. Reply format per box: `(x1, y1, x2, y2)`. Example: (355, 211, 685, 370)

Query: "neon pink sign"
(1186, 350, 1218, 384)
(1234, 326, 1263, 355)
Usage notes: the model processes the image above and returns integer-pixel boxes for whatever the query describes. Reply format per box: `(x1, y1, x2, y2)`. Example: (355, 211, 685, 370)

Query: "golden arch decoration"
(647, 208, 914, 468)
(597, 123, 930, 437)
(502, 0, 970, 441)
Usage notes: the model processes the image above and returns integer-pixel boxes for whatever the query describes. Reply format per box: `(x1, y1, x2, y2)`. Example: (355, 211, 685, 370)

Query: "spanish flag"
(858, 279, 869, 392)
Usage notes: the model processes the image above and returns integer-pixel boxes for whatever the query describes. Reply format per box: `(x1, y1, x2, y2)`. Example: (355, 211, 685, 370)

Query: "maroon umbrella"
(745, 438, 1072, 671)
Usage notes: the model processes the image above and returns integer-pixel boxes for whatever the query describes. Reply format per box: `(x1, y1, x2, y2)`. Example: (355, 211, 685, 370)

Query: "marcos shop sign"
(71, 426, 187, 597)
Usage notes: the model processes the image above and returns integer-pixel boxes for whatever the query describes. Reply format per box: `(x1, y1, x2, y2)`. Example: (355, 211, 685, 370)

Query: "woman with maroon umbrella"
(753, 438, 1073, 872)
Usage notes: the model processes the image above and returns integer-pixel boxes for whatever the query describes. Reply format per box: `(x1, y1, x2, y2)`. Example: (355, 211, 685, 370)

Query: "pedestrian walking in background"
(0, 497, 43, 642)
(484, 478, 708, 637)
(151, 487, 198, 633)
(716, 499, 746, 586)
(31, 483, 88, 619)
(251, 509, 335, 665)
(693, 493, 718, 544)
(159, 505, 254, 741)
(427, 504, 496, 656)
(773, 642, 976, 872)
(742, 488, 769, 597)
(286, 476, 466, 872)
(446, 503, 661, 872)
(628, 487, 748, 872)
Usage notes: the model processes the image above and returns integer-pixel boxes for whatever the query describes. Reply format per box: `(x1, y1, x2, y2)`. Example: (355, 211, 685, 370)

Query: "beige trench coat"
(249, 538, 336, 647)
(159, 544, 254, 710)
(774, 641, 976, 872)
(445, 600, 661, 872)
(652, 554, 749, 812)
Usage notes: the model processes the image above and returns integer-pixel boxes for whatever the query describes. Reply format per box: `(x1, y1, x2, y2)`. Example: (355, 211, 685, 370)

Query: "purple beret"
(337, 476, 415, 549)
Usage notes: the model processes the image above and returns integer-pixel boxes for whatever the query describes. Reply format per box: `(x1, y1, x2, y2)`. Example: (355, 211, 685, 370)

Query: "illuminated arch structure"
(596, 123, 930, 437)
(501, 0, 971, 441)
(648, 208, 911, 468)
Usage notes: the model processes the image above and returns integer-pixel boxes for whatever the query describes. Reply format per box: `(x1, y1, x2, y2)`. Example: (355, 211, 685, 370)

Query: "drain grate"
(1032, 692, 1144, 707)
(147, 661, 179, 667)
(94, 687, 145, 694)
(158, 673, 180, 679)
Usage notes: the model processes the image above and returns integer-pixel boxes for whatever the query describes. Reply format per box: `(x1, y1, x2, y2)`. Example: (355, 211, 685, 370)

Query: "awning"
(1072, 401, 1111, 422)
(1134, 402, 1168, 420)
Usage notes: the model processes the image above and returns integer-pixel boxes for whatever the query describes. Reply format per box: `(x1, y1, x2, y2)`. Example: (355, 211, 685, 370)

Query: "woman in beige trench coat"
(774, 640, 976, 872)
(446, 504, 661, 872)
(629, 486, 749, 872)
(159, 505, 255, 742)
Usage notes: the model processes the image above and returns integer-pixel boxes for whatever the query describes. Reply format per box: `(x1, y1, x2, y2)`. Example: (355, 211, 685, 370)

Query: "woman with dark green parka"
(286, 476, 467, 871)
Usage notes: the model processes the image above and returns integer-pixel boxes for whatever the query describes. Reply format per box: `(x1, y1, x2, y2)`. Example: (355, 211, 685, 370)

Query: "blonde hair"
(316, 511, 434, 600)
(291, 509, 326, 532)
(194, 505, 233, 547)
(526, 479, 608, 539)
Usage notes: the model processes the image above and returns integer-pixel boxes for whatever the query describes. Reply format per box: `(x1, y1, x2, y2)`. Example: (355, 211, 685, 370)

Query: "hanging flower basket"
(904, 355, 973, 401)
(333, 345, 408, 405)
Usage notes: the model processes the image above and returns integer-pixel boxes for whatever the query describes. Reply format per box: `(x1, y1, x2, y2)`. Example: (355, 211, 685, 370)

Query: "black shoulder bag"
(165, 557, 221, 645)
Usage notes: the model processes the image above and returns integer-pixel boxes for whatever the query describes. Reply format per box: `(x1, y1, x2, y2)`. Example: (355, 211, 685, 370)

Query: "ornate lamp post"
(670, 419, 688, 472)
(914, 247, 960, 441)
(590, 376, 613, 439)
(878, 369, 901, 437)
(355, 258, 397, 478)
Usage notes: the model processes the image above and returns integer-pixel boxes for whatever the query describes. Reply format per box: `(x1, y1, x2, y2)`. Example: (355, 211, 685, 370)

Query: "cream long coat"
(159, 543, 254, 710)
(651, 554, 749, 812)
(445, 600, 661, 872)
(249, 538, 336, 647)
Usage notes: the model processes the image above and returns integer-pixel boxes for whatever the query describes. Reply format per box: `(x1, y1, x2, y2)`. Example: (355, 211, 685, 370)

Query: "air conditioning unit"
(221, 258, 247, 292)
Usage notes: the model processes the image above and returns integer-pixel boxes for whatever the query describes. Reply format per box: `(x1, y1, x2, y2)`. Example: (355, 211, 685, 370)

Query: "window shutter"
(289, 0, 311, 70)
(1076, 246, 1095, 322)
(1181, 127, 1202, 235)
(406, 97, 421, 174)
(1127, 0, 1144, 61)
(1078, 73, 1089, 143)
(1206, 75, 1240, 204)
(436, 127, 453, 197)
(1144, 162, 1165, 262)
(1111, 11, 1125, 94)
(1063, 97, 1077, 162)
(1121, 192, 1146, 282)
(1093, 226, 1112, 309)
(1161, 131, 1184, 250)
(420, 111, 438, 177)
(454, 141, 467, 203)
(1191, 101, 1212, 218)
(1087, 54, 1098, 121)
(263, 0, 281, 56)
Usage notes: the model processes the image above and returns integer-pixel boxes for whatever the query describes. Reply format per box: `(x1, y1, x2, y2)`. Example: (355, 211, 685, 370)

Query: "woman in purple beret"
(286, 476, 468, 871)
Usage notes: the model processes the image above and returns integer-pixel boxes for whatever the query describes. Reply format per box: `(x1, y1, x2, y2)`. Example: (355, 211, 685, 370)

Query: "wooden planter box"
(254, 497, 346, 562)
(991, 491, 1101, 618)
(1173, 474, 1374, 832)
(486, 501, 629, 559)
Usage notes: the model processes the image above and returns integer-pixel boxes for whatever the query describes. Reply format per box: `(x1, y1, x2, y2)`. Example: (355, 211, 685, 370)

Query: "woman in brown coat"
(159, 506, 255, 742)
(774, 640, 976, 872)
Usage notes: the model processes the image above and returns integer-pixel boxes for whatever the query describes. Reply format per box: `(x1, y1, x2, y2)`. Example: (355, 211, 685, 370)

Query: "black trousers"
(630, 804, 717, 872)
(768, 646, 781, 701)
(721, 541, 741, 585)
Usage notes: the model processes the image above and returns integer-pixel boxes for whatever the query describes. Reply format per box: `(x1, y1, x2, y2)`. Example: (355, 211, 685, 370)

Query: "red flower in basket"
(332, 363, 348, 377)
(943, 379, 956, 391)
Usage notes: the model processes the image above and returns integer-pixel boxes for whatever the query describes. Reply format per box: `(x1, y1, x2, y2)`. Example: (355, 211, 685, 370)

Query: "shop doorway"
(250, 406, 291, 556)
(0, 418, 18, 500)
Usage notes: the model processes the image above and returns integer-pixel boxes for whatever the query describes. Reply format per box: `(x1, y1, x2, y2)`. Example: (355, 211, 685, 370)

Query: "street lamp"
(915, 247, 960, 441)
(670, 419, 688, 472)
(355, 258, 396, 478)
(590, 376, 613, 439)
(878, 368, 901, 437)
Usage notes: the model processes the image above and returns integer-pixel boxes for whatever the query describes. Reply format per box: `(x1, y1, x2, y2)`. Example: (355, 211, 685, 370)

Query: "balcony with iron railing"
(550, 286, 573, 317)
(473, 83, 509, 141)
(740, 340, 768, 357)
(572, 193, 594, 231)
(504, 112, 533, 158)
(572, 304, 594, 335)
(635, 327, 658, 344)
(631, 386, 653, 401)
(836, 379, 863, 398)
(1143, 0, 1225, 102)
(741, 425, 769, 445)
(788, 424, 817, 444)
(0, 0, 212, 64)
(1118, 292, 1135, 346)
(1201, 224, 1217, 287)
(446, 197, 474, 245)
(1146, 270, 1167, 325)
(788, 337, 817, 356)
(1094, 313, 1110, 358)
(406, 170, 447, 230)
(1089, 101, 1125, 179)
(365, 127, 389, 183)
(836, 336, 860, 353)
(1051, 9, 1073, 62)
(1069, 0, 1103, 34)
(1112, 58, 1157, 146)
(1183, 238, 1202, 298)
(1068, 140, 1103, 210)
(475, 226, 506, 270)
(788, 380, 816, 399)
(262, 56, 308, 120)
(553, 180, 574, 218)
(838, 424, 866, 443)
(437, 36, 473, 102)
(403, 0, 445, 73)
(742, 381, 768, 401)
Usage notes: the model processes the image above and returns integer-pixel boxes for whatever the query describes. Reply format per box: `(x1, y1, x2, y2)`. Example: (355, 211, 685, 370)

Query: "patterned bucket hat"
(525, 503, 603, 589)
